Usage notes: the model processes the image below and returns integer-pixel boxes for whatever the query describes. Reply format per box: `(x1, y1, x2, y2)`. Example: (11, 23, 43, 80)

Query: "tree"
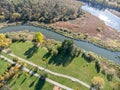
(112, 82, 120, 90)
(95, 60, 101, 73)
(92, 76, 104, 90)
(0, 0, 84, 23)
(35, 32, 44, 46)
(107, 68, 115, 81)
(59, 39, 79, 57)
(0, 15, 5, 21)
(0, 33, 11, 54)
(12, 13, 21, 21)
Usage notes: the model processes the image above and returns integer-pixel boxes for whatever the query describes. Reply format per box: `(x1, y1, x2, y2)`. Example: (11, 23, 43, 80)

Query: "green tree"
(58, 39, 81, 57)
(95, 60, 101, 73)
(12, 13, 21, 21)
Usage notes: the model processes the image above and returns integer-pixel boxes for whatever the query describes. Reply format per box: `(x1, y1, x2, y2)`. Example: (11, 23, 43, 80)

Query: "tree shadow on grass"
(42, 52, 51, 59)
(10, 81, 16, 87)
(17, 73, 23, 78)
(48, 53, 75, 67)
(34, 77, 46, 90)
(29, 78, 38, 88)
(29, 81, 35, 88)
(24, 45, 38, 58)
(20, 77, 27, 85)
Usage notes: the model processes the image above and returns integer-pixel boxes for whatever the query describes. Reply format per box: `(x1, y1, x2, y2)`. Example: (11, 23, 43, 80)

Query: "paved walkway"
(3, 50, 90, 88)
(0, 55, 73, 90)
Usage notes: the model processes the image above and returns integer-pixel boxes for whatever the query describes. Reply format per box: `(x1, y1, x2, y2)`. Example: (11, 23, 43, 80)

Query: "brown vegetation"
(53, 13, 120, 51)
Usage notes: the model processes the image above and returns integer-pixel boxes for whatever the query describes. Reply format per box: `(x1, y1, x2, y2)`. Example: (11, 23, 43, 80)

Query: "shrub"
(13, 57, 19, 62)
(34, 67, 38, 73)
(96, 27, 103, 32)
(92, 76, 104, 90)
(107, 68, 115, 81)
(101, 66, 107, 75)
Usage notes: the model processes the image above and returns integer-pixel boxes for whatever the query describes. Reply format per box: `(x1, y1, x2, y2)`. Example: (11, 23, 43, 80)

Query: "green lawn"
(0, 59, 9, 75)
(9, 42, 120, 90)
(8, 73, 54, 90)
(2, 52, 88, 90)
(0, 59, 54, 90)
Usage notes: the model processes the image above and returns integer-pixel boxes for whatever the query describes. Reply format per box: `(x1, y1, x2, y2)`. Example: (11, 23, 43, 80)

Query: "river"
(0, 25, 120, 64)
(81, 5, 120, 32)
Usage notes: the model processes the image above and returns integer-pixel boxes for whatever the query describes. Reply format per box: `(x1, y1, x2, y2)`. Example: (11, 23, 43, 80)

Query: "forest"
(0, 0, 84, 23)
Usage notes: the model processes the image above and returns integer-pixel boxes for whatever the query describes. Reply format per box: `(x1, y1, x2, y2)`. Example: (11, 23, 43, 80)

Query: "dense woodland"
(0, 0, 84, 23)
(80, 0, 120, 11)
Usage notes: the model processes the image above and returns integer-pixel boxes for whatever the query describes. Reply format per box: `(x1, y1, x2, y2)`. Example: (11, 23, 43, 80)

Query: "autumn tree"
(0, 33, 11, 54)
(35, 32, 44, 46)
(0, 0, 84, 23)
(92, 76, 104, 90)
(12, 13, 21, 21)
(112, 82, 120, 90)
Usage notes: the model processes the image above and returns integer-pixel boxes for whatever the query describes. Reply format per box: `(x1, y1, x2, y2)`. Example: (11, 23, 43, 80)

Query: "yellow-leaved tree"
(12, 13, 21, 20)
(92, 76, 104, 90)
(0, 33, 11, 53)
(35, 32, 44, 46)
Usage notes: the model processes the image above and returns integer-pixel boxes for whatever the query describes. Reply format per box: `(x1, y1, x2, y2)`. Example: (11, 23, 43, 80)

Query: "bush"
(106, 68, 115, 81)
(92, 76, 104, 90)
(82, 52, 96, 62)
(13, 57, 19, 62)
(101, 66, 107, 75)
(34, 67, 38, 73)
(96, 27, 103, 32)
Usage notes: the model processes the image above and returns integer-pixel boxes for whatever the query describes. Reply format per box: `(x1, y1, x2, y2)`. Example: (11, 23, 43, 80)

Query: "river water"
(0, 25, 120, 64)
(81, 5, 120, 32)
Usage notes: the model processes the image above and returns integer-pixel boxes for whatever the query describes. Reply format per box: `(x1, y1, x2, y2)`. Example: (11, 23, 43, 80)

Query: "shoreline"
(109, 9, 120, 18)
(28, 21, 120, 52)
(0, 21, 120, 52)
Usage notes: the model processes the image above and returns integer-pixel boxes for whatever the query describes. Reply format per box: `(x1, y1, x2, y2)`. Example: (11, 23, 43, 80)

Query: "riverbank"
(109, 9, 120, 17)
(28, 19, 120, 52)
(52, 13, 120, 52)
(0, 19, 120, 52)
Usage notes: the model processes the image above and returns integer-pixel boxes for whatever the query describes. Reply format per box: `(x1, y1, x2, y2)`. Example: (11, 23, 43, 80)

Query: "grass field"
(2, 52, 88, 90)
(9, 42, 120, 90)
(8, 73, 54, 90)
(0, 59, 9, 75)
(0, 59, 55, 90)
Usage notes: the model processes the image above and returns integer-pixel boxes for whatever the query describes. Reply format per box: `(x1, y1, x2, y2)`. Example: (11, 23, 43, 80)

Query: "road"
(0, 55, 73, 90)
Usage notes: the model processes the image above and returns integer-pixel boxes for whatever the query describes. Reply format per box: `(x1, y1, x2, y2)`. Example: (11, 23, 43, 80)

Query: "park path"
(3, 50, 90, 89)
(0, 55, 73, 90)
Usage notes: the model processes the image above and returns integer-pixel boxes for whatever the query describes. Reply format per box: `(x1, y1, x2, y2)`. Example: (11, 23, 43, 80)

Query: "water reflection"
(81, 5, 120, 31)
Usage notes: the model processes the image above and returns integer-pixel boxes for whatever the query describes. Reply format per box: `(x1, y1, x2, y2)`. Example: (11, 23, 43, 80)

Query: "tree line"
(0, 0, 84, 23)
